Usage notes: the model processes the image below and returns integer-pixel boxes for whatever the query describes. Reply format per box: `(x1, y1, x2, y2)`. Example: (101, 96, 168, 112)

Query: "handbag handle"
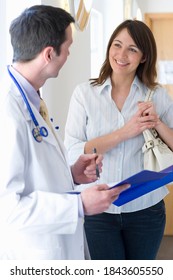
(145, 89, 154, 102)
(144, 89, 159, 138)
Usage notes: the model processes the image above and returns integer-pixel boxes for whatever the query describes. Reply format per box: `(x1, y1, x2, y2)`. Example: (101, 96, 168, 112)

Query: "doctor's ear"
(43, 47, 54, 62)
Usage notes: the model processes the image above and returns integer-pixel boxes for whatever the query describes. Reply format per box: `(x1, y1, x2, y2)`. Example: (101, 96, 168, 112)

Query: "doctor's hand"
(81, 184, 130, 215)
(71, 153, 103, 185)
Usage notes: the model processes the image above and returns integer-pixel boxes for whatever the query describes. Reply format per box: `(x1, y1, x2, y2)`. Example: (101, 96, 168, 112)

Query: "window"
(90, 8, 103, 77)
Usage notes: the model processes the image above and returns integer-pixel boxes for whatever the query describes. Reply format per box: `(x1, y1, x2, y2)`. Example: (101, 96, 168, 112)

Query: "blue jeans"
(84, 200, 166, 260)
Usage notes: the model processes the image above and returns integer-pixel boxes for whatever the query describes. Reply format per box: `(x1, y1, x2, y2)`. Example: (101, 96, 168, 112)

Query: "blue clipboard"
(110, 165, 173, 206)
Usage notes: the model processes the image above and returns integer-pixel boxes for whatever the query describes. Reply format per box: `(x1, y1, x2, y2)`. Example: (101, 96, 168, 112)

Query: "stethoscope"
(7, 65, 48, 142)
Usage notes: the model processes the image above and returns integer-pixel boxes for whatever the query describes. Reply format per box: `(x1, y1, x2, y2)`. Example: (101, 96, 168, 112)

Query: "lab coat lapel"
(34, 110, 68, 165)
(41, 122, 74, 187)
(17, 93, 67, 163)
(13, 84, 72, 180)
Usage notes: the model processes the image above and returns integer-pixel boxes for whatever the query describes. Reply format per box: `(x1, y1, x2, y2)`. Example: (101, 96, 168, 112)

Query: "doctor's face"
(50, 25, 73, 77)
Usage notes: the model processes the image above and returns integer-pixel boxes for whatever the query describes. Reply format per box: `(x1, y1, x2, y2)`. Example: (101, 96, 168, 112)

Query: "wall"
(42, 0, 124, 139)
(0, 0, 40, 75)
(92, 0, 124, 57)
(137, 0, 173, 16)
(42, 0, 91, 138)
(0, 0, 6, 76)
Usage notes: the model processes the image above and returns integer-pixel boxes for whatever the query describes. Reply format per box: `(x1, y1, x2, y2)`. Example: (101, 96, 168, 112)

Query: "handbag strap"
(144, 89, 157, 137)
(143, 89, 159, 140)
(145, 89, 154, 102)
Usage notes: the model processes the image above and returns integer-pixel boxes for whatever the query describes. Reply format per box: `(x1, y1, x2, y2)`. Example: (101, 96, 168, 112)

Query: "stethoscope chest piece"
(32, 126, 48, 142)
(40, 126, 48, 137)
(32, 127, 43, 142)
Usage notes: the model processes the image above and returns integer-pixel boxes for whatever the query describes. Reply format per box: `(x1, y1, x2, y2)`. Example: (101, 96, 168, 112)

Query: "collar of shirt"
(132, 76, 148, 95)
(95, 75, 147, 96)
(95, 77, 112, 95)
(9, 65, 40, 112)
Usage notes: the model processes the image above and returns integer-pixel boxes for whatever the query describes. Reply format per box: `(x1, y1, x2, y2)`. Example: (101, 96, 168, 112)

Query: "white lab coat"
(0, 72, 89, 260)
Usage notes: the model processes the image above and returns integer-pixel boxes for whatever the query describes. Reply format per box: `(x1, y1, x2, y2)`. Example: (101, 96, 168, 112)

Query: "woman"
(64, 20, 173, 259)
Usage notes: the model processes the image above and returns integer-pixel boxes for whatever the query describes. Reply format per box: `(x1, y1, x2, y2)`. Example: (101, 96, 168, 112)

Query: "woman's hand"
(120, 102, 160, 140)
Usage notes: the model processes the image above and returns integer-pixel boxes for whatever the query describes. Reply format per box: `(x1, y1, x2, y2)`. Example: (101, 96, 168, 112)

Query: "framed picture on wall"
(68, 0, 93, 31)
(124, 0, 132, 19)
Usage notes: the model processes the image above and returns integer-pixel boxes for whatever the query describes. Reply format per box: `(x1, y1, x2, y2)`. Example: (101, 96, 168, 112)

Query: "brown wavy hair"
(90, 19, 158, 89)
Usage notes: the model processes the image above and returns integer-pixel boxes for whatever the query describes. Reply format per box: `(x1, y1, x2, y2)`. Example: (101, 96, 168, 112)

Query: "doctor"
(0, 5, 129, 260)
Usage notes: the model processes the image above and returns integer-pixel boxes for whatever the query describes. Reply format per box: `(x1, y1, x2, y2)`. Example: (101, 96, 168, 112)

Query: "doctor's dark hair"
(9, 5, 75, 62)
(90, 19, 158, 89)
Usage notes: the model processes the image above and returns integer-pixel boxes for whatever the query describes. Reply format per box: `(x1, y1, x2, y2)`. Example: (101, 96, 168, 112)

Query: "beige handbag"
(142, 90, 173, 171)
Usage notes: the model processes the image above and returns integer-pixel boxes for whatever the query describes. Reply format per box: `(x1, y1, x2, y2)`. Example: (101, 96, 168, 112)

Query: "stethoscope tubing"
(7, 65, 48, 142)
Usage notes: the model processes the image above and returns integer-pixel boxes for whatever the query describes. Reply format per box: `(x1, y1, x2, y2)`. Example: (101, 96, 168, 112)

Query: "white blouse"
(64, 76, 173, 213)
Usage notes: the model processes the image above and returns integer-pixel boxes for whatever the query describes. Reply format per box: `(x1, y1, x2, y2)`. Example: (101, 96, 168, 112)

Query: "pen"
(93, 148, 100, 180)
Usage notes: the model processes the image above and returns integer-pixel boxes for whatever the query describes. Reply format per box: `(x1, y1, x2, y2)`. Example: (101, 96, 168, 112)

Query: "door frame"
(145, 12, 173, 28)
(144, 12, 173, 236)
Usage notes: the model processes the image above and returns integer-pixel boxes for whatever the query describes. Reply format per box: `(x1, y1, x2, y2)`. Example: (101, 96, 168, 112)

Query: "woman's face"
(109, 28, 145, 78)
